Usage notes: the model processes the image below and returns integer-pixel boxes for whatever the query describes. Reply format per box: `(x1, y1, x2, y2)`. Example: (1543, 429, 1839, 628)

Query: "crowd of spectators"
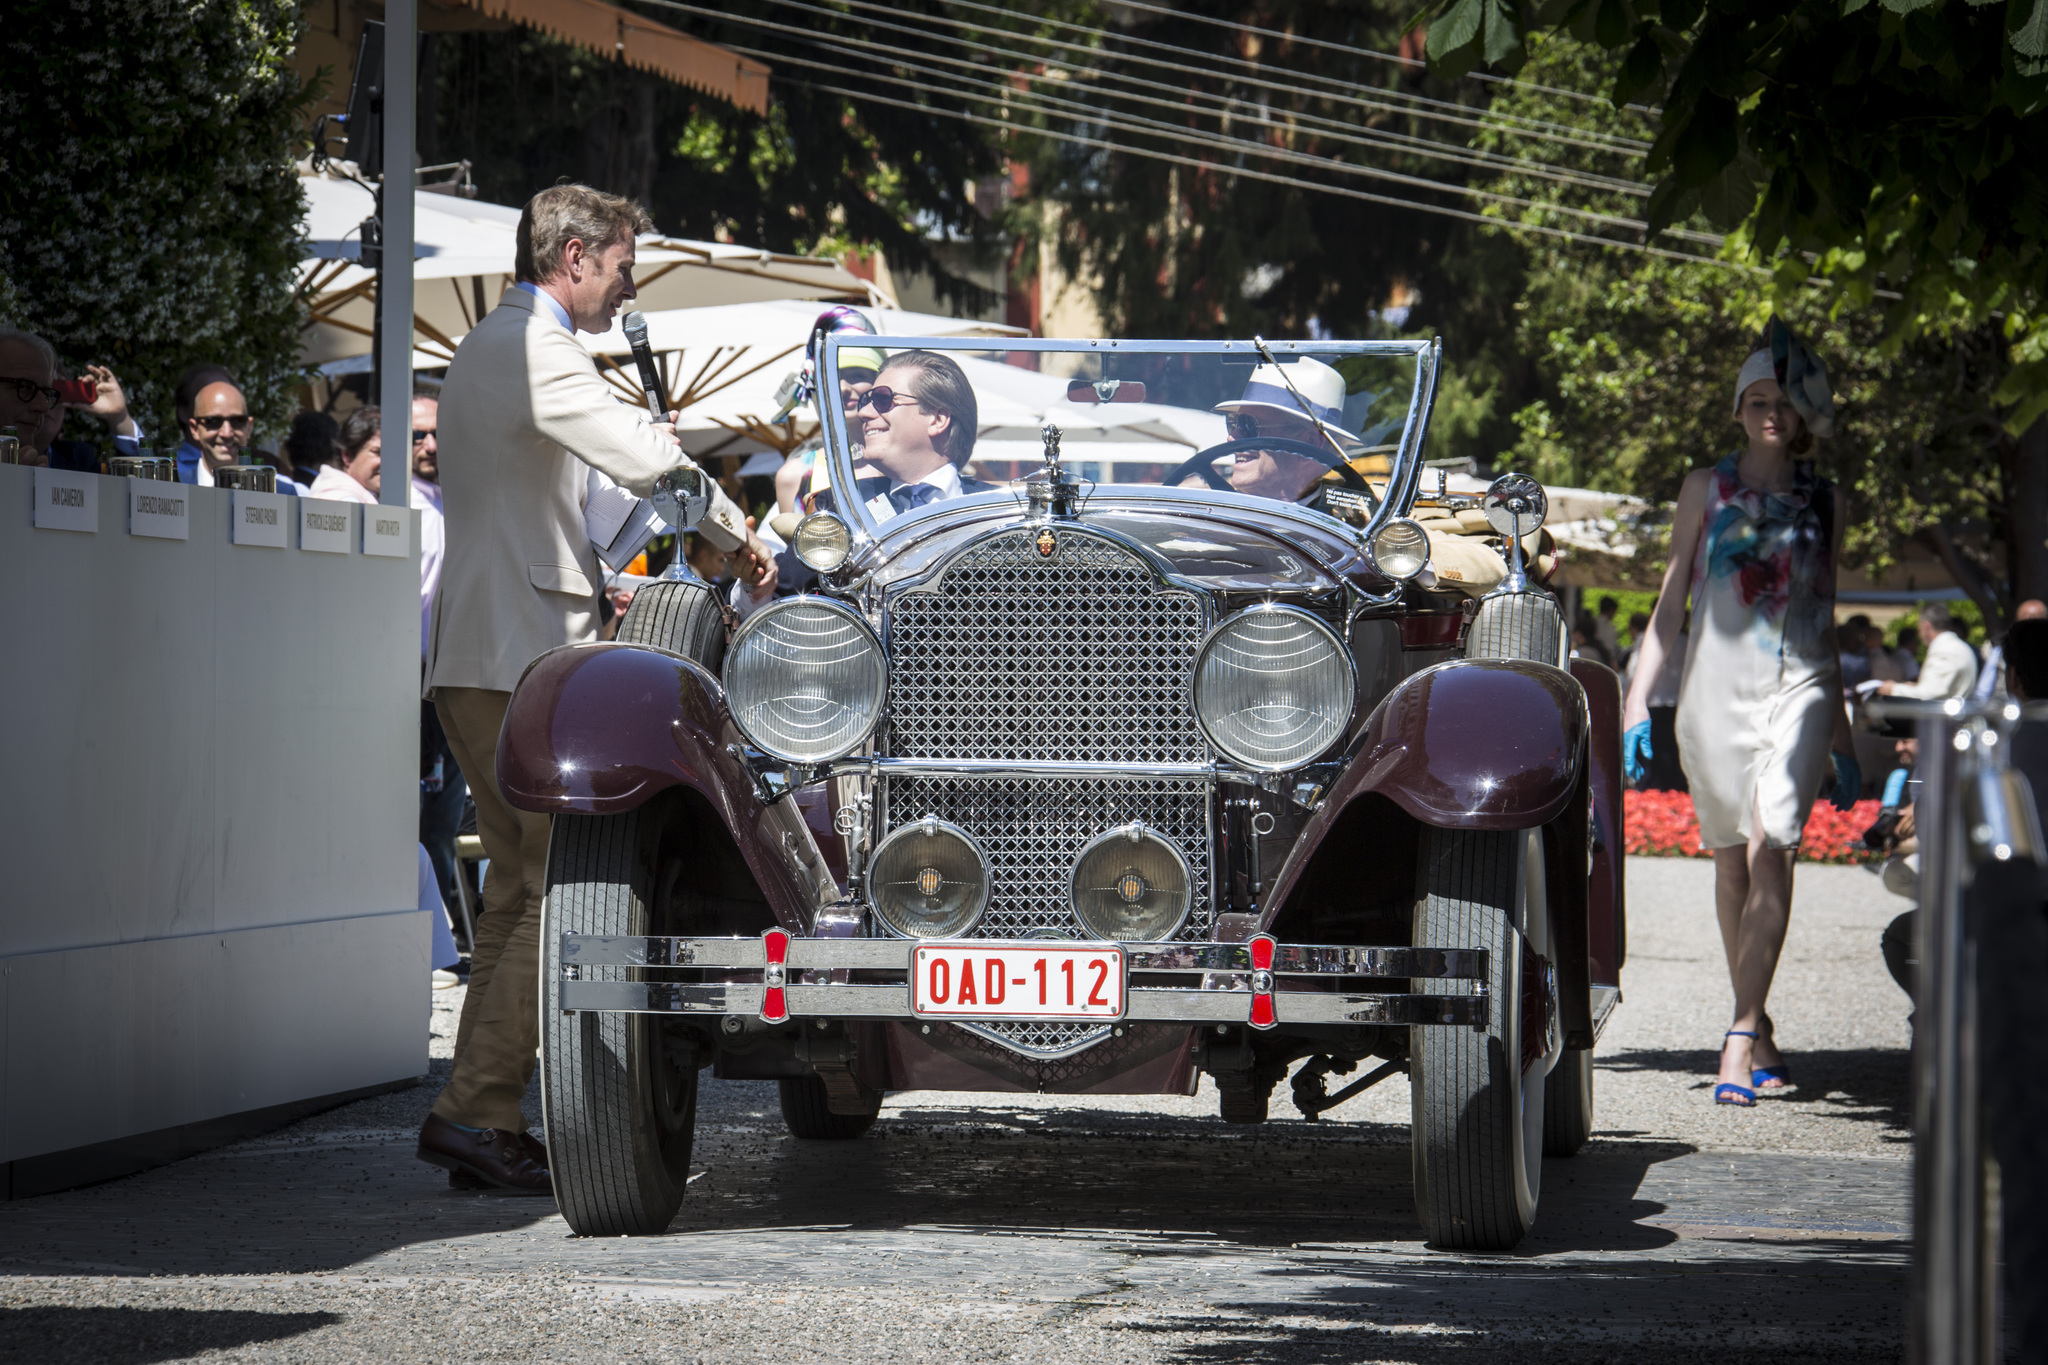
(1, 323, 471, 977)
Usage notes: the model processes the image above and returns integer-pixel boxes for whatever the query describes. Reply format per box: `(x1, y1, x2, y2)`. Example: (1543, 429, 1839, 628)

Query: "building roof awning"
(459, 0, 768, 112)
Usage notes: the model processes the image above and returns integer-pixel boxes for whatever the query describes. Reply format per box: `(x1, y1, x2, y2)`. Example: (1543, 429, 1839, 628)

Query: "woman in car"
(1620, 326, 1859, 1107)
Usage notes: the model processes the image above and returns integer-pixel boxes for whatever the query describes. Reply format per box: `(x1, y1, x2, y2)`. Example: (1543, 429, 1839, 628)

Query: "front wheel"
(542, 807, 701, 1236)
(1410, 826, 1556, 1250)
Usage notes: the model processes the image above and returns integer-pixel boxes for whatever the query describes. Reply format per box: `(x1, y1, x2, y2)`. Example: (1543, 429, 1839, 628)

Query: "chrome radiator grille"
(885, 528, 1207, 763)
(881, 775, 1215, 941)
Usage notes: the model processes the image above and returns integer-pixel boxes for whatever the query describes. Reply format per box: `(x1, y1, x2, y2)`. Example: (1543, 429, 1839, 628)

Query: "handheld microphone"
(621, 311, 669, 417)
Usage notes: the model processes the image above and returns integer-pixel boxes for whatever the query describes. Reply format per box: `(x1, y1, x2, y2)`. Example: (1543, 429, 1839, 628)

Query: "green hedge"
(0, 0, 312, 453)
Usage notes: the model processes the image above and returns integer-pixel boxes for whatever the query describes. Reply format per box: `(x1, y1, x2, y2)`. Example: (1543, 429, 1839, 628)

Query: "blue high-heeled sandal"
(1751, 1014, 1791, 1091)
(1715, 1030, 1758, 1106)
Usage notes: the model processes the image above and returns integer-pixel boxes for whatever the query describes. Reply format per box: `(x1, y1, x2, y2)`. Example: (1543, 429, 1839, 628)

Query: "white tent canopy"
(566, 310, 1230, 472)
(296, 169, 882, 369)
(570, 300, 1029, 460)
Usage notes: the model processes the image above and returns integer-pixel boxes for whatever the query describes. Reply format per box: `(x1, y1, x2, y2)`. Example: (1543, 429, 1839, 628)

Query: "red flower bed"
(1623, 789, 1882, 863)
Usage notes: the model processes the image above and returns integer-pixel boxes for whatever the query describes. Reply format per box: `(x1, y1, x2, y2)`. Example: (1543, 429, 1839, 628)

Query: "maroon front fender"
(1337, 658, 1587, 829)
(495, 643, 840, 934)
(1261, 659, 1587, 934)
(497, 642, 734, 812)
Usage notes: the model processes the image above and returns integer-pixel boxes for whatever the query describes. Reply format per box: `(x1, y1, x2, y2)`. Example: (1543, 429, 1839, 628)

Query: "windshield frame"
(818, 335, 1442, 547)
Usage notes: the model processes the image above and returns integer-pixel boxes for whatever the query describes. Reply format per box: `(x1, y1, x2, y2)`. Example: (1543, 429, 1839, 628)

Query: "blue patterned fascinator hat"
(1731, 317, 1835, 439)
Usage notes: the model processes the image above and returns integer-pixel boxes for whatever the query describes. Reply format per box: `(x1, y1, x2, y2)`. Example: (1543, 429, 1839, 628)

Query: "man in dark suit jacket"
(777, 349, 996, 591)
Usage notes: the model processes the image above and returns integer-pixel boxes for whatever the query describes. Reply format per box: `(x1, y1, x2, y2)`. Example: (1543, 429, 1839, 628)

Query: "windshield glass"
(812, 339, 1435, 536)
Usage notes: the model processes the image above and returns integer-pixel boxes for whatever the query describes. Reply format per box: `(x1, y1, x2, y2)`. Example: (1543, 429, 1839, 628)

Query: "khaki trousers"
(432, 686, 552, 1132)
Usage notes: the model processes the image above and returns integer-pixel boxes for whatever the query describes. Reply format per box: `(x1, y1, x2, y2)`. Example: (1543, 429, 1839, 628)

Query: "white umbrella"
(296, 170, 882, 369)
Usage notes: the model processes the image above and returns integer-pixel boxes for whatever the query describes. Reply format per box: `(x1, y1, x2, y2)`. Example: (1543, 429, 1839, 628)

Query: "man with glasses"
(0, 329, 157, 469)
(1206, 357, 1366, 504)
(0, 328, 62, 465)
(844, 349, 993, 517)
(173, 365, 304, 492)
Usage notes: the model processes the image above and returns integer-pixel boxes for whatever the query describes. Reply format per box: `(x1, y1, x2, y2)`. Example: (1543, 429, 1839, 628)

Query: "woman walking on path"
(1621, 327, 1861, 1107)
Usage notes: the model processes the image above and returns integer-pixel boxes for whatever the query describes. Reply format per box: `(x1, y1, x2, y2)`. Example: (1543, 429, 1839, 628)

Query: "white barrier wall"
(0, 464, 424, 1193)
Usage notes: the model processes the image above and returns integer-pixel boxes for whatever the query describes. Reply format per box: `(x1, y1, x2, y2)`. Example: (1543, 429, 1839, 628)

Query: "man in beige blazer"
(416, 183, 774, 1193)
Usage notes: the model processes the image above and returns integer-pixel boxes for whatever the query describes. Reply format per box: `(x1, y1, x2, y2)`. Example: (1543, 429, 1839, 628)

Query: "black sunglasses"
(192, 413, 253, 432)
(412, 429, 434, 444)
(1225, 411, 1317, 441)
(855, 386, 933, 416)
(2, 375, 60, 408)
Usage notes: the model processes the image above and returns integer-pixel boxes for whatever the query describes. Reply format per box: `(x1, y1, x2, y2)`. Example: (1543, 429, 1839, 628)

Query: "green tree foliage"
(427, 0, 1020, 311)
(1015, 2, 1493, 346)
(1425, 0, 2048, 427)
(1478, 37, 2016, 611)
(0, 0, 312, 446)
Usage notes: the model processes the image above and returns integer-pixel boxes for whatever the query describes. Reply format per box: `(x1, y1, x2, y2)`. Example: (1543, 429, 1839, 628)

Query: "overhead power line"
(728, 40, 1721, 246)
(648, 0, 1648, 159)
(1093, 0, 1661, 115)
(774, 74, 1750, 273)
(691, 13, 1653, 201)
(911, 0, 1654, 152)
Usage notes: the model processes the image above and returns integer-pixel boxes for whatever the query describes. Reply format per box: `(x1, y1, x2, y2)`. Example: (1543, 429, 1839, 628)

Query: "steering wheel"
(1163, 437, 1377, 507)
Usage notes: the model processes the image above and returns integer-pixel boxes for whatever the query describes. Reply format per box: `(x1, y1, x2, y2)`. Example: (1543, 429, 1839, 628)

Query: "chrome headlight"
(1193, 605, 1355, 772)
(869, 815, 990, 938)
(793, 511, 852, 572)
(724, 597, 886, 764)
(1368, 517, 1429, 580)
(1071, 821, 1192, 942)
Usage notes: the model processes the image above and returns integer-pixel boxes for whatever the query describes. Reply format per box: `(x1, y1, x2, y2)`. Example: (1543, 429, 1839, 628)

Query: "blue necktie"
(889, 482, 942, 514)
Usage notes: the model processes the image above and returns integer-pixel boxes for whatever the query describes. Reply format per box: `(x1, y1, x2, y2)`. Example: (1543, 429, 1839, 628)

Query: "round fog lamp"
(1071, 821, 1192, 942)
(793, 511, 852, 572)
(1193, 605, 1356, 772)
(870, 816, 990, 938)
(724, 597, 887, 764)
(1369, 517, 1429, 580)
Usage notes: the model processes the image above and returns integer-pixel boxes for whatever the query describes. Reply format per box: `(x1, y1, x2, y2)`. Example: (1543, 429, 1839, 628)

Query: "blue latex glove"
(1830, 750, 1861, 811)
(1623, 721, 1653, 784)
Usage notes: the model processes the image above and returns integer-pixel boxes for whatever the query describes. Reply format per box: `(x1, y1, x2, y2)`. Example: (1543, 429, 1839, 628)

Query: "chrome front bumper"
(557, 932, 1490, 1029)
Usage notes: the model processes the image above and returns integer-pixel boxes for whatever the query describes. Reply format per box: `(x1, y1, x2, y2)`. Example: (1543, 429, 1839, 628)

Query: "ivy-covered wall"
(0, 0, 312, 452)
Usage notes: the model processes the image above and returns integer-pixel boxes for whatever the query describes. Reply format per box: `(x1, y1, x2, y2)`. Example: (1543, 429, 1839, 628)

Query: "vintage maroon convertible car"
(499, 337, 1624, 1249)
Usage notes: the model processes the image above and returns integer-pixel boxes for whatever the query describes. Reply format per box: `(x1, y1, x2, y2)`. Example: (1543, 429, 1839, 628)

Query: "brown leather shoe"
(418, 1114, 553, 1196)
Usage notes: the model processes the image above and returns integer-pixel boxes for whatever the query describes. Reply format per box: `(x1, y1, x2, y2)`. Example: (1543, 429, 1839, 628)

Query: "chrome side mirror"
(1482, 472, 1547, 595)
(651, 465, 710, 532)
(1481, 472, 1547, 539)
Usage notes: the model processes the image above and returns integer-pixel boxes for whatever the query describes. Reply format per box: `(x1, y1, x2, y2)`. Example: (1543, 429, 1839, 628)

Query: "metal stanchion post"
(1885, 696, 2048, 1365)
(1905, 704, 1986, 1365)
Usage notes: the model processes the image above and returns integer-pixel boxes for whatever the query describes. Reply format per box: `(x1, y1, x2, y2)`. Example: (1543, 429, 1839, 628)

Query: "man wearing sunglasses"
(1205, 356, 1366, 504)
(849, 350, 994, 517)
(171, 365, 302, 492)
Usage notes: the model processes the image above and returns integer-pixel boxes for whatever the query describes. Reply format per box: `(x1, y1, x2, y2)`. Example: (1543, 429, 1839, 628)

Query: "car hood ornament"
(1023, 421, 1080, 521)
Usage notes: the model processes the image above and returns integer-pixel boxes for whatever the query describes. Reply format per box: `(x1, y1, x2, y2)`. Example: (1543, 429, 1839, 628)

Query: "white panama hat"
(1214, 356, 1363, 447)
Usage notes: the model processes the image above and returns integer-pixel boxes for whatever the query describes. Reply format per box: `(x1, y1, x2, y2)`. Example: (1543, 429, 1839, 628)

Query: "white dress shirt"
(413, 475, 446, 658)
(863, 462, 964, 523)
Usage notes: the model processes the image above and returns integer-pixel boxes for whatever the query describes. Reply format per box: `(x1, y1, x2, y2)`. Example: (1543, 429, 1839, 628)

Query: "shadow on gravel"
(1597, 1047, 1911, 1140)
(0, 1305, 337, 1364)
(1133, 1313, 1902, 1365)
(678, 1120, 1692, 1256)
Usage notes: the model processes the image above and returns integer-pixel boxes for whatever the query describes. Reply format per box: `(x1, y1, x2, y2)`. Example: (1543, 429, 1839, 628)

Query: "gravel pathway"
(0, 857, 1915, 1363)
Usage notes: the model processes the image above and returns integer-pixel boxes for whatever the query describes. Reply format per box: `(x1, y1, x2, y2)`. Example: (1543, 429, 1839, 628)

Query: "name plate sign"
(300, 498, 354, 554)
(231, 490, 290, 547)
(128, 480, 189, 540)
(363, 505, 410, 558)
(33, 467, 97, 532)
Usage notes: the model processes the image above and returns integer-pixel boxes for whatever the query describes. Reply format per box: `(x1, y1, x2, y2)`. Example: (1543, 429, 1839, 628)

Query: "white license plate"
(909, 942, 1126, 1021)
